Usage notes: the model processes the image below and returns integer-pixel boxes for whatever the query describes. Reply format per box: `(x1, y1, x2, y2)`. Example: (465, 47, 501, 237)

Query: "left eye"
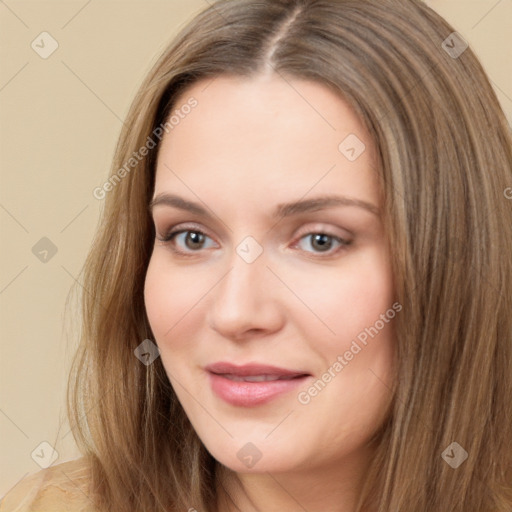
(294, 233, 350, 254)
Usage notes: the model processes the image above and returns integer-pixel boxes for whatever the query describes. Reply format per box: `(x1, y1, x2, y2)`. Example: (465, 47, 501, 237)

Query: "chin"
(204, 438, 307, 475)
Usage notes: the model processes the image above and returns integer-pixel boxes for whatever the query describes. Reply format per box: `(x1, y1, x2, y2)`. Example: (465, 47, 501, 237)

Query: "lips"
(205, 362, 311, 407)
(219, 374, 298, 382)
(205, 362, 309, 379)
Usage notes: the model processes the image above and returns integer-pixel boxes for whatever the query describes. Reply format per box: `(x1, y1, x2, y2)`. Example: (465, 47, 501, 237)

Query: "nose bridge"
(207, 236, 282, 337)
(218, 237, 270, 307)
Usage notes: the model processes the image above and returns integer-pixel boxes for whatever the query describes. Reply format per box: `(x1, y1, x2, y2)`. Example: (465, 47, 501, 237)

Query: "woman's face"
(144, 74, 397, 475)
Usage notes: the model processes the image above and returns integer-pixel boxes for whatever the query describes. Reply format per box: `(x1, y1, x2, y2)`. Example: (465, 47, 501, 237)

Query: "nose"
(207, 246, 285, 341)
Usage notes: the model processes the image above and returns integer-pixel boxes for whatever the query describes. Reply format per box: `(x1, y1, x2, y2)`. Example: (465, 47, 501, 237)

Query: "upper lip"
(205, 362, 310, 377)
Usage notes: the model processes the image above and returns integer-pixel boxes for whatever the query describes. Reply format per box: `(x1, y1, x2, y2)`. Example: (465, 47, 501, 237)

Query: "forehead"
(154, 74, 380, 210)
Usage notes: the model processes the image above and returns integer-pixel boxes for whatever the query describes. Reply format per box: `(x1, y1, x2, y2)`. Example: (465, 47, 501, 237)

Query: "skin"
(144, 73, 396, 512)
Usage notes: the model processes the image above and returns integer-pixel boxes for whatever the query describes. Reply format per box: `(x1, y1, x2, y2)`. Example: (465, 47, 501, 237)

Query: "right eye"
(157, 226, 217, 256)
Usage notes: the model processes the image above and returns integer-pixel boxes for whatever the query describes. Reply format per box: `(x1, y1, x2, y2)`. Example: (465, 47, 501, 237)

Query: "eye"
(294, 232, 351, 256)
(157, 227, 216, 255)
(156, 224, 352, 258)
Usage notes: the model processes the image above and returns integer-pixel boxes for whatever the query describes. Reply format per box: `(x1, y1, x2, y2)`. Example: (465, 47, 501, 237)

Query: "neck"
(215, 445, 376, 512)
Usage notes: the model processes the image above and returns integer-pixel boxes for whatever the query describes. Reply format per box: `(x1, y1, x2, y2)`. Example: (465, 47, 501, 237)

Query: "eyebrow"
(149, 193, 379, 219)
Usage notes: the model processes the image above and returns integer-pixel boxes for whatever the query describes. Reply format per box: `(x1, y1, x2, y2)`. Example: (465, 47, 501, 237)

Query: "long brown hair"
(66, 0, 512, 510)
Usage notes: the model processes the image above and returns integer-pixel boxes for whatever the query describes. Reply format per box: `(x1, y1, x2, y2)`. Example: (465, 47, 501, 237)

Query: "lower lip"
(208, 372, 310, 407)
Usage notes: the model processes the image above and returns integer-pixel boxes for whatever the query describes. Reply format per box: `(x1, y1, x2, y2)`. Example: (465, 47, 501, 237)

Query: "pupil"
(312, 234, 332, 251)
(187, 232, 204, 249)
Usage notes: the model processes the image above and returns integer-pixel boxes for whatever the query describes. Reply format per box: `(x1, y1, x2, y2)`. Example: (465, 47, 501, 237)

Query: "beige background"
(1, 0, 511, 497)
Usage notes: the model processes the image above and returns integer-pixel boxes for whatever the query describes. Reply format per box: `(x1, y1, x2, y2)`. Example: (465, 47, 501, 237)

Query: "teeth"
(220, 374, 296, 382)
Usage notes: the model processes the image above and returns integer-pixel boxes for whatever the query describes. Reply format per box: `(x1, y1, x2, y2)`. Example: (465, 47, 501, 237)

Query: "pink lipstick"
(205, 362, 311, 407)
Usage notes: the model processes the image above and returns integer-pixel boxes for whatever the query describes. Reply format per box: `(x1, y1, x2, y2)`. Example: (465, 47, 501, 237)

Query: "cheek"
(143, 253, 202, 345)
(144, 255, 206, 388)
(287, 248, 394, 347)
(144, 256, 173, 339)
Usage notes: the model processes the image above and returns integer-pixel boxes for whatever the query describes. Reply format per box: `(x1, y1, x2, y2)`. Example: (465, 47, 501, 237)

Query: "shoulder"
(0, 457, 95, 512)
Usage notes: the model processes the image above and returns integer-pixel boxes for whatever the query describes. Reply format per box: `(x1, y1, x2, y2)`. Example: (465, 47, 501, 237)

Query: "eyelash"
(156, 224, 352, 258)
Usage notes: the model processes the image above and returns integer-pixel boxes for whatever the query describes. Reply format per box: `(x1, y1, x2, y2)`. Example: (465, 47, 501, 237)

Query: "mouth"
(215, 373, 306, 382)
(205, 362, 312, 407)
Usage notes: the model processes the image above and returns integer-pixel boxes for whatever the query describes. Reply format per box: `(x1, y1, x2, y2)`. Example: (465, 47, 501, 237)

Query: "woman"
(2, 0, 511, 510)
